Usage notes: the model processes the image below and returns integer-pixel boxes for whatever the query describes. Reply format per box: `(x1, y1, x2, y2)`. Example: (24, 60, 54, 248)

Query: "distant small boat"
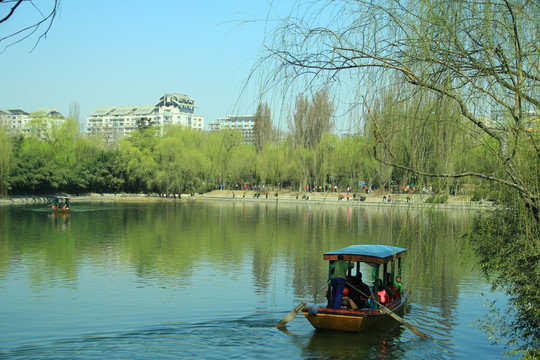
(302, 244, 409, 332)
(52, 195, 72, 213)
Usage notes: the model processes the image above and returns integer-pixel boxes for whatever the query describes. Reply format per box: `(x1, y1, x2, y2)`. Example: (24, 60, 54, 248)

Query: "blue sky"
(1, 1, 295, 130)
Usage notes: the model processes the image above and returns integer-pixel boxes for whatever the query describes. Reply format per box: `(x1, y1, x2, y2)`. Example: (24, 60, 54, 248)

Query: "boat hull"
(52, 205, 71, 214)
(302, 291, 408, 332)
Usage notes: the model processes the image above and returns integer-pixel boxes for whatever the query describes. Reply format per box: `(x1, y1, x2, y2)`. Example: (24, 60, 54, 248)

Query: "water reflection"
(303, 324, 405, 359)
(51, 213, 70, 229)
(0, 201, 511, 359)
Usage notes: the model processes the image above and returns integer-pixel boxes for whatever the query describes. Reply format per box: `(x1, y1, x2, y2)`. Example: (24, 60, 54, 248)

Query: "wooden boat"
(302, 244, 408, 332)
(52, 195, 72, 213)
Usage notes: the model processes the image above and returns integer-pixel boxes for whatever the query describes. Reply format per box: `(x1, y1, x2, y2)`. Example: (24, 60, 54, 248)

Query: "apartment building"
(87, 93, 205, 142)
(0, 108, 66, 138)
(208, 114, 255, 145)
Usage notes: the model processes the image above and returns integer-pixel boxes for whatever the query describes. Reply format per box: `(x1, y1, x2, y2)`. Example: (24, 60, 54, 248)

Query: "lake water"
(0, 200, 513, 359)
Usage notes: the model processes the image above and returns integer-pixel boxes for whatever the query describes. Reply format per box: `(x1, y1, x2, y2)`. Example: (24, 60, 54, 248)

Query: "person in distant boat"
(330, 255, 354, 309)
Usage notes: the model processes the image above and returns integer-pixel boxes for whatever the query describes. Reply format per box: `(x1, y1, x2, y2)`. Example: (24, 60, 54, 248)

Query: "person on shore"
(330, 255, 354, 309)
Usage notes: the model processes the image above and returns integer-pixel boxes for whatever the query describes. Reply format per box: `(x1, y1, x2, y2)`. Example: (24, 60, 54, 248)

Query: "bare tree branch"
(0, 0, 24, 23)
(0, 0, 59, 52)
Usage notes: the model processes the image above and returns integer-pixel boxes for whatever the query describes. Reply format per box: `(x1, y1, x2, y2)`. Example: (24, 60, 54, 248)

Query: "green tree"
(0, 127, 13, 195)
(119, 127, 159, 193)
(262, 0, 540, 352)
(206, 130, 243, 189)
(9, 137, 61, 193)
(154, 126, 208, 197)
(267, 0, 539, 221)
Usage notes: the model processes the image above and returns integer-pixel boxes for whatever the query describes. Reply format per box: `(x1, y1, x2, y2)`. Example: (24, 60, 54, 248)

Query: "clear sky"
(1, 1, 295, 130)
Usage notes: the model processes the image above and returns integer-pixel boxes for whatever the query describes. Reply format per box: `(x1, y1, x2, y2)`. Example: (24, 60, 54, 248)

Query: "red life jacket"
(378, 290, 387, 304)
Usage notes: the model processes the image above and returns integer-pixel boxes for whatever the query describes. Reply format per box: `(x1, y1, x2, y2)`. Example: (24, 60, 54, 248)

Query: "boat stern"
(302, 307, 380, 332)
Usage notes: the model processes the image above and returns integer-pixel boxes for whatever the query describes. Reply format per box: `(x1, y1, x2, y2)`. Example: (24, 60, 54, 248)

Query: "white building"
(0, 108, 66, 138)
(87, 93, 205, 142)
(208, 114, 255, 145)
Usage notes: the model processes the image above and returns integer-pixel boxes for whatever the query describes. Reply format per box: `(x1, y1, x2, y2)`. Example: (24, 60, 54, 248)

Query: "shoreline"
(0, 191, 491, 210)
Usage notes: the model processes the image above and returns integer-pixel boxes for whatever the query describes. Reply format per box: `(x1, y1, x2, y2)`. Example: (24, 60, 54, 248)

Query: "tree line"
(0, 90, 502, 200)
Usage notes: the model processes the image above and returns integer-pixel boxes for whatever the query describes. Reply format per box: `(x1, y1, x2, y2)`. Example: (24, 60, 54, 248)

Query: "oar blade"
(380, 306, 428, 339)
(405, 322, 429, 339)
(275, 301, 307, 328)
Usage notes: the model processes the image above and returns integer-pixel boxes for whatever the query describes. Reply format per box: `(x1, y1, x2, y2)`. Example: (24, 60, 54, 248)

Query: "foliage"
(424, 195, 448, 204)
(467, 205, 540, 354)
(264, 0, 539, 221)
(0, 127, 12, 195)
(257, 0, 539, 352)
(2, 119, 395, 196)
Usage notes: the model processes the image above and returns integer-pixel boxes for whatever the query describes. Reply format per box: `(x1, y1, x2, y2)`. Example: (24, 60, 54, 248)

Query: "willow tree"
(368, 87, 469, 193)
(267, 0, 539, 219)
(289, 88, 334, 150)
(119, 127, 160, 193)
(261, 0, 539, 353)
(0, 127, 12, 195)
(206, 130, 244, 189)
(253, 102, 273, 152)
(289, 88, 335, 187)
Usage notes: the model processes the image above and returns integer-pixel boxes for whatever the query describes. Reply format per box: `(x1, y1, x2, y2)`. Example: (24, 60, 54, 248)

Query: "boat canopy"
(323, 245, 407, 264)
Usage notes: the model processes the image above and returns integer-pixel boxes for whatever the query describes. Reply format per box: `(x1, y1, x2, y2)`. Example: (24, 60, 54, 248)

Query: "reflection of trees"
(401, 208, 475, 332)
(1, 203, 474, 313)
(0, 210, 79, 288)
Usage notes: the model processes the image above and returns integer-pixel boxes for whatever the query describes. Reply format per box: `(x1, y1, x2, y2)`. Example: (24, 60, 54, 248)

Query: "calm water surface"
(0, 200, 512, 359)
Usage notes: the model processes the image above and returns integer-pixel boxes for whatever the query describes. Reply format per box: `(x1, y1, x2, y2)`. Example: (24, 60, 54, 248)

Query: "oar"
(275, 281, 330, 328)
(378, 304, 428, 339)
(346, 281, 428, 339)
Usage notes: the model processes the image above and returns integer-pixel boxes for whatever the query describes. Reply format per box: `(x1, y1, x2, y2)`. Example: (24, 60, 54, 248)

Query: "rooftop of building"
(88, 94, 199, 117)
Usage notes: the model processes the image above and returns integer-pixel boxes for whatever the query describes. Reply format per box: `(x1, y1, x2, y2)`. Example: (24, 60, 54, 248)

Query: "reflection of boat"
(52, 195, 71, 213)
(53, 213, 71, 228)
(302, 244, 408, 332)
(303, 321, 403, 358)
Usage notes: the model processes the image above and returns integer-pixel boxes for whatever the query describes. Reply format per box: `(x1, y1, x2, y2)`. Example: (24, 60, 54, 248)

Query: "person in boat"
(330, 255, 354, 309)
(347, 272, 371, 309)
(394, 276, 404, 295)
(341, 287, 359, 310)
(386, 273, 396, 295)
(376, 279, 390, 305)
